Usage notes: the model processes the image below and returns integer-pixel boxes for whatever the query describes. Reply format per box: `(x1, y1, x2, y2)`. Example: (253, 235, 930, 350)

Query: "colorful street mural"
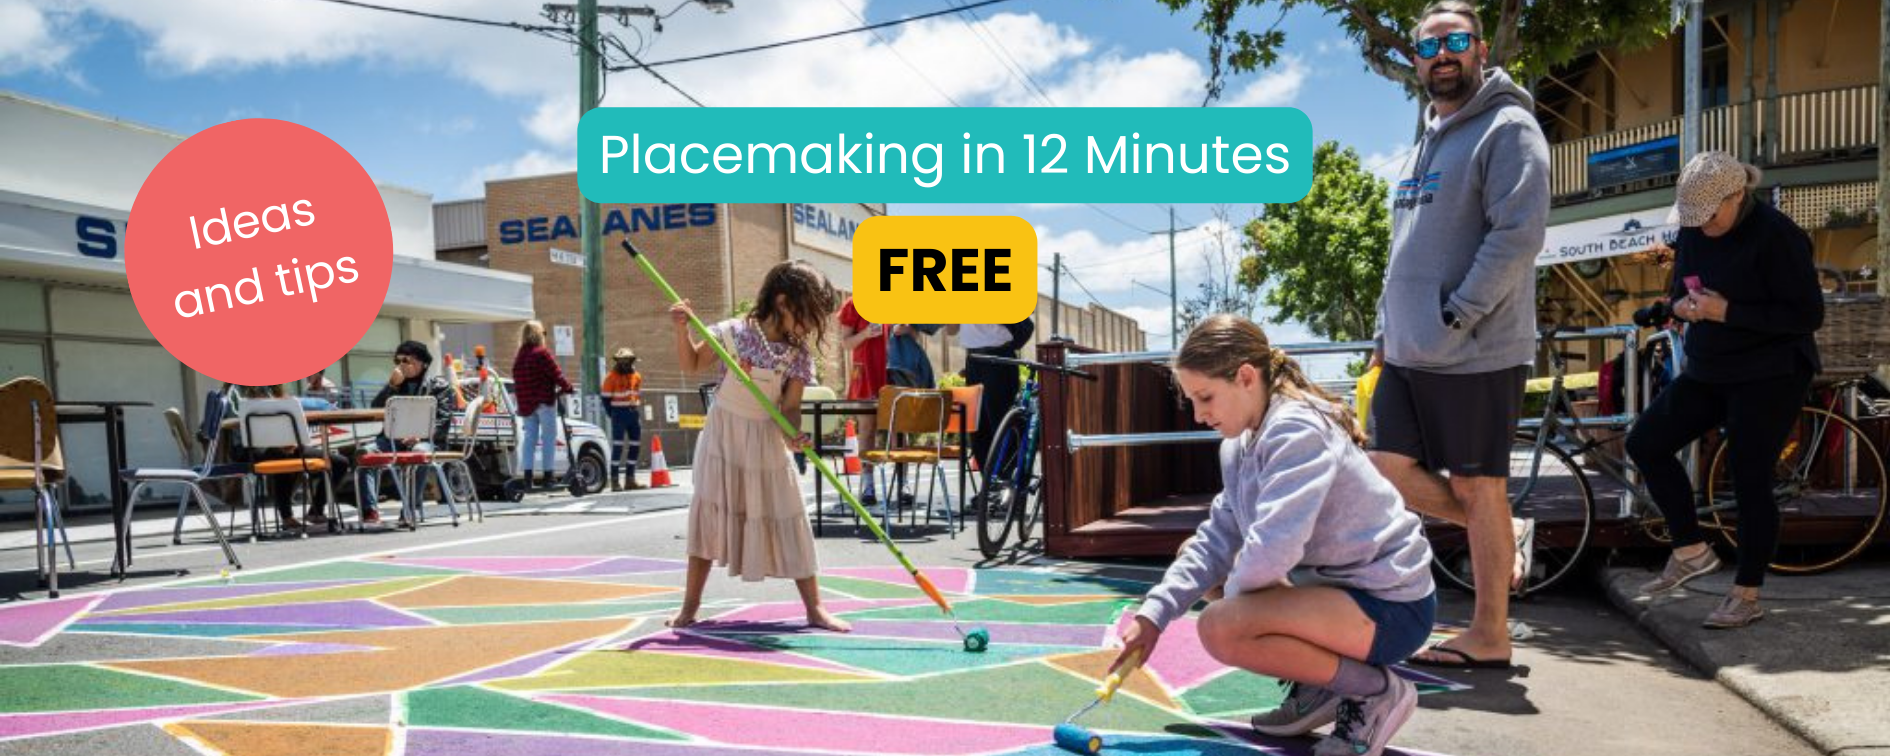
(0, 557, 1466, 755)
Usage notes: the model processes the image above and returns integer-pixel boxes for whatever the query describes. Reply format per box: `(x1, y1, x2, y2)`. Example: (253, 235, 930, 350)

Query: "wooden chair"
(0, 378, 78, 597)
(862, 386, 959, 533)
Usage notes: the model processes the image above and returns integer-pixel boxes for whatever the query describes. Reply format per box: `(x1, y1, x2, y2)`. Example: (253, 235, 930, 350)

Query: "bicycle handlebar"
(967, 353, 1099, 381)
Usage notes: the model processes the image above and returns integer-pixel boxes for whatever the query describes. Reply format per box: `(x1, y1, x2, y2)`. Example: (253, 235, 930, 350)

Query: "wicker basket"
(1815, 294, 1890, 378)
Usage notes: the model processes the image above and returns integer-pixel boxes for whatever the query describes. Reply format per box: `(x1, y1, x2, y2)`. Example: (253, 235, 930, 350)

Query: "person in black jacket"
(1625, 151, 1823, 629)
(362, 340, 458, 525)
(946, 319, 1034, 473)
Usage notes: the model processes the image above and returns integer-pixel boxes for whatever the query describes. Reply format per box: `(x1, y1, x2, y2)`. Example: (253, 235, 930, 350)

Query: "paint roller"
(1052, 648, 1145, 754)
(621, 239, 990, 653)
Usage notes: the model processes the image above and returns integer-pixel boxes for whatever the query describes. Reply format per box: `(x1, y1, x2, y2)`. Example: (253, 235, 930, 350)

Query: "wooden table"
(804, 398, 970, 536)
(55, 400, 153, 577)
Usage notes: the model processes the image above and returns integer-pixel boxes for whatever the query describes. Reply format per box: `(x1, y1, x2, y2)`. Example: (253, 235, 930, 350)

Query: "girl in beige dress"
(665, 260, 850, 633)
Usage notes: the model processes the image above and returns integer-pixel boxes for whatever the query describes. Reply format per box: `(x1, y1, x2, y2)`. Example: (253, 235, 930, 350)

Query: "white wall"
(0, 92, 435, 260)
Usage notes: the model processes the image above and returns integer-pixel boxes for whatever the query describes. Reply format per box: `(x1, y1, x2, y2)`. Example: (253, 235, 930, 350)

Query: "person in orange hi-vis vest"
(601, 347, 646, 491)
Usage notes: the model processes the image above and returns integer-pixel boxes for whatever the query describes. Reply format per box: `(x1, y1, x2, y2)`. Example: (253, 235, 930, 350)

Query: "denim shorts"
(1344, 589, 1438, 666)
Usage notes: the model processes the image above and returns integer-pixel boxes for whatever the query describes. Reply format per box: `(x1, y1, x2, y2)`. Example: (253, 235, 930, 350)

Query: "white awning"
(1537, 208, 1679, 267)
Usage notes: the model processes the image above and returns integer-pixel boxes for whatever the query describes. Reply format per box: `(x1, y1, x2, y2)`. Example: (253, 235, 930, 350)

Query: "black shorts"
(1369, 363, 1528, 477)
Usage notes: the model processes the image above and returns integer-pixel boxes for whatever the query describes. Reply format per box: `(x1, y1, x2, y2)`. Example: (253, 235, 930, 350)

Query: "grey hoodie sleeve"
(1446, 117, 1550, 330)
(1136, 489, 1240, 630)
(1222, 416, 1339, 597)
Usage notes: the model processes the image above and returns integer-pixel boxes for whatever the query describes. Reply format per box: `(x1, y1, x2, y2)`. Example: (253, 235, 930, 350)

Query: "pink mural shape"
(0, 595, 103, 648)
(540, 696, 1051, 755)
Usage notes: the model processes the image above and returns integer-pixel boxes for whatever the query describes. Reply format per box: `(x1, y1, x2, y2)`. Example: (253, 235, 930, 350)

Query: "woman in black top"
(1625, 151, 1823, 629)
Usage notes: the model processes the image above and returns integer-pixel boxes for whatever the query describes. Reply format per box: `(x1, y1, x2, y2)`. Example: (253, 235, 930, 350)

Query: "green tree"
(1156, 0, 1672, 102)
(1242, 141, 1388, 343)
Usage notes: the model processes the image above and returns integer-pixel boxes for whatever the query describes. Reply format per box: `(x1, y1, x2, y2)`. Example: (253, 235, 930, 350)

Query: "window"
(1675, 16, 1732, 110)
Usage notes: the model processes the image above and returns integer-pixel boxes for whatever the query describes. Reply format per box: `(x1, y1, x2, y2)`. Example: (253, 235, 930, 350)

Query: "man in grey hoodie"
(1366, 0, 1549, 668)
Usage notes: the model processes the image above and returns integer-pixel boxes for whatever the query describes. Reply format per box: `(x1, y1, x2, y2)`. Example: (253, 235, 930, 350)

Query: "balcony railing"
(1777, 84, 1879, 159)
(1547, 84, 1878, 199)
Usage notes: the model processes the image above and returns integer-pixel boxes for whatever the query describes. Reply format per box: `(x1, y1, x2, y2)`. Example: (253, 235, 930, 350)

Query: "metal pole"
(579, 0, 604, 425)
(1682, 0, 1703, 160)
(1168, 207, 1178, 346)
(1051, 252, 1061, 337)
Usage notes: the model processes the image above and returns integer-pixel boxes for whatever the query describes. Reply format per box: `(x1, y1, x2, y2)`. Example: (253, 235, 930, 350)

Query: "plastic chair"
(426, 398, 485, 522)
(114, 404, 243, 569)
(236, 398, 338, 540)
(862, 387, 958, 534)
(0, 378, 77, 597)
(360, 396, 461, 528)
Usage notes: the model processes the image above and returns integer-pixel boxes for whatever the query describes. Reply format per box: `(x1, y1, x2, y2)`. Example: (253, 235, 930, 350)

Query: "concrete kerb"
(1601, 565, 1890, 756)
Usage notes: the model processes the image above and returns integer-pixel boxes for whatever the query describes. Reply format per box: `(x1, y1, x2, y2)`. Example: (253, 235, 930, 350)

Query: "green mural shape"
(972, 570, 1152, 597)
(403, 685, 687, 740)
(0, 664, 261, 714)
(1178, 669, 1291, 718)
(587, 660, 1190, 734)
(818, 575, 929, 600)
(838, 597, 1132, 625)
(676, 633, 1089, 678)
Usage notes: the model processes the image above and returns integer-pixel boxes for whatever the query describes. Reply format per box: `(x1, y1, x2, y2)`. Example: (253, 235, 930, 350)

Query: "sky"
(0, 0, 1422, 373)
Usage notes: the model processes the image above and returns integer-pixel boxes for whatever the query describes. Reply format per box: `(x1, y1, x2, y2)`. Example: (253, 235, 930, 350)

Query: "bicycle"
(966, 353, 1096, 558)
(1430, 324, 1888, 596)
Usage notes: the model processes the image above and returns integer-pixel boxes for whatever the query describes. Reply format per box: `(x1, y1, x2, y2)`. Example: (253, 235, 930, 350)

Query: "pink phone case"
(1683, 275, 1702, 293)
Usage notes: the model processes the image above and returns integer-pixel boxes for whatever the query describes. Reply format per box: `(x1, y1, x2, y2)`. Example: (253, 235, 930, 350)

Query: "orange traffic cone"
(842, 419, 862, 475)
(648, 435, 674, 488)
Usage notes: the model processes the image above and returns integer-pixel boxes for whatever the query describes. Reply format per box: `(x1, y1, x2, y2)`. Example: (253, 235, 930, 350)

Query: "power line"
(941, 0, 1058, 107)
(603, 33, 708, 106)
(304, 0, 569, 32)
(1081, 204, 1150, 234)
(607, 0, 1017, 72)
(831, 0, 964, 107)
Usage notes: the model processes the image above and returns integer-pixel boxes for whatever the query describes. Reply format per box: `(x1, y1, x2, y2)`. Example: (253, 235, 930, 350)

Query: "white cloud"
(1359, 143, 1415, 187)
(1112, 304, 1177, 347)
(1220, 55, 1309, 108)
(457, 150, 576, 198)
(418, 114, 477, 137)
(0, 0, 80, 75)
(54, 0, 1314, 199)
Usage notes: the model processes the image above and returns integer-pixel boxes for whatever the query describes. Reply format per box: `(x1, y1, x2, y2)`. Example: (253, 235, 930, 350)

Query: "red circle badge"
(127, 119, 393, 386)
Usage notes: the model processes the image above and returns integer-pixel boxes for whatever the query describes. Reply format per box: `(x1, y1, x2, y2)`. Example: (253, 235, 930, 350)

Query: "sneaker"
(362, 510, 383, 525)
(279, 516, 304, 532)
(1311, 674, 1417, 756)
(1702, 593, 1765, 629)
(305, 513, 330, 528)
(1638, 548, 1723, 595)
(1251, 681, 1341, 737)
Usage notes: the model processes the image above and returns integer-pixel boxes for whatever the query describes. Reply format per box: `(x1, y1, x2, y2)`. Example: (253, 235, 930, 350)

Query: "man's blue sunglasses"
(1414, 31, 1478, 60)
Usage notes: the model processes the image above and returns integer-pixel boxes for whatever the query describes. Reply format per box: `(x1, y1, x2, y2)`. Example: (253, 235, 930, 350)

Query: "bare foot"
(665, 611, 698, 629)
(807, 608, 852, 633)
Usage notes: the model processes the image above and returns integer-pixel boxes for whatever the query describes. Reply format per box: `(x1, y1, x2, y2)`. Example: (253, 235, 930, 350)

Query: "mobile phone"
(1683, 275, 1702, 293)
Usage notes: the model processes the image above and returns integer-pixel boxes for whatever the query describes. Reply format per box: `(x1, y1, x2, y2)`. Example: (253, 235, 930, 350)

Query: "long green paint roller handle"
(620, 239, 957, 615)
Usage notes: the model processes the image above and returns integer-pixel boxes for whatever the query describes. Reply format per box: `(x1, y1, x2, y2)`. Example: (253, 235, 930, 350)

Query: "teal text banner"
(577, 107, 1312, 203)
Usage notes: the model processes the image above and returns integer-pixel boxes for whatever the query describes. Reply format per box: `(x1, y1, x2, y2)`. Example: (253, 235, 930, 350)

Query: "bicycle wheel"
(1430, 435, 1595, 597)
(1704, 406, 1887, 574)
(976, 408, 1031, 559)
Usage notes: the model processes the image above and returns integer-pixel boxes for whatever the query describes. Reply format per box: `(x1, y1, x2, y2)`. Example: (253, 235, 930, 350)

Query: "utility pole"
(1880, 0, 1888, 296)
(1048, 253, 1062, 337)
(546, 0, 732, 422)
(572, 0, 604, 424)
(1681, 0, 1704, 160)
(1148, 208, 1196, 346)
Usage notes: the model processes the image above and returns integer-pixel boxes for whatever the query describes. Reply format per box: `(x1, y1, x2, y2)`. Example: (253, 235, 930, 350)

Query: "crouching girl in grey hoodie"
(1110, 314, 1436, 756)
